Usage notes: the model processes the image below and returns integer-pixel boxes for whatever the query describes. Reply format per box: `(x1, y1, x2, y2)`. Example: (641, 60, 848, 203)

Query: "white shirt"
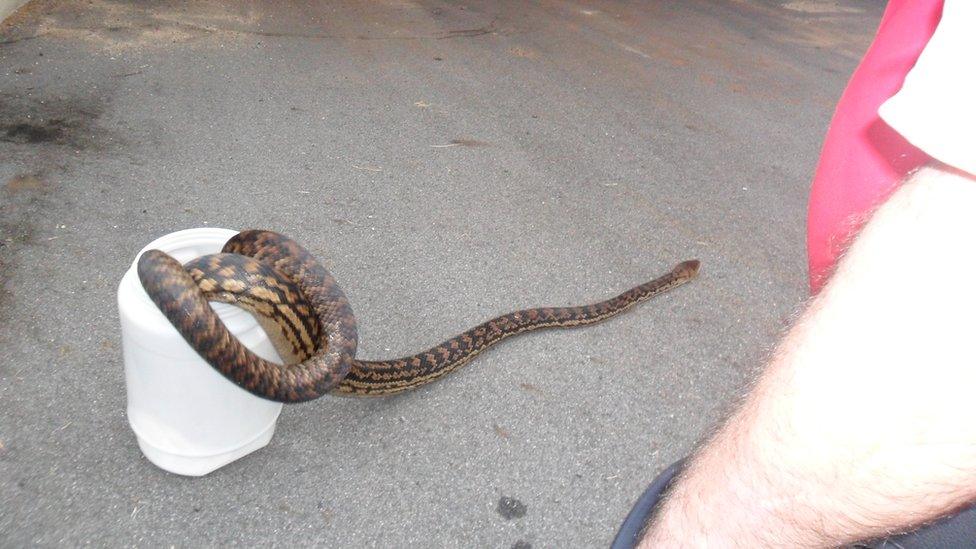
(878, 0, 976, 176)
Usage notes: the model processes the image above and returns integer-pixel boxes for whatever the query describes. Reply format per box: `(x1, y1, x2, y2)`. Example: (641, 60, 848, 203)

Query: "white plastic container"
(118, 228, 284, 476)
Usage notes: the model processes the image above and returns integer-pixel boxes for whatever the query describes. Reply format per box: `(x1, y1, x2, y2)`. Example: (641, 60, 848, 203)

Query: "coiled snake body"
(138, 230, 700, 403)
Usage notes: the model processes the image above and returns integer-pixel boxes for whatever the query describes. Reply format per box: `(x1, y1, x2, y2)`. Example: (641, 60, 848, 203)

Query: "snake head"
(672, 259, 701, 280)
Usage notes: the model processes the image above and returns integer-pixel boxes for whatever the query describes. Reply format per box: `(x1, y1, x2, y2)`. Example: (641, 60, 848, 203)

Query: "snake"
(137, 229, 700, 403)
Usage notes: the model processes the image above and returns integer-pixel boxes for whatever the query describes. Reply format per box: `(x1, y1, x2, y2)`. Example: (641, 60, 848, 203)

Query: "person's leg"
(614, 1, 968, 546)
(630, 165, 976, 547)
(805, 4, 972, 544)
(614, 461, 976, 549)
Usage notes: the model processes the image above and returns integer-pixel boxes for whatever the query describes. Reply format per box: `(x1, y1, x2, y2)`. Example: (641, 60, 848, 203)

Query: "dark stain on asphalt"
(0, 93, 110, 150)
(497, 496, 527, 520)
(3, 120, 65, 143)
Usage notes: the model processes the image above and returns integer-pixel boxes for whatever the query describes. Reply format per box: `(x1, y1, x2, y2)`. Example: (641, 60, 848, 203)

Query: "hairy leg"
(641, 164, 976, 547)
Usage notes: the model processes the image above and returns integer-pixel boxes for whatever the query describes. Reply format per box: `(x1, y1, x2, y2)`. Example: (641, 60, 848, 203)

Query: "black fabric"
(613, 460, 976, 549)
(857, 504, 976, 549)
(610, 460, 684, 549)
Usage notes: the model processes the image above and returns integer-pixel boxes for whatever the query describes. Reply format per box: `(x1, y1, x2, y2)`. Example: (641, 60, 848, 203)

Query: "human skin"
(640, 163, 976, 547)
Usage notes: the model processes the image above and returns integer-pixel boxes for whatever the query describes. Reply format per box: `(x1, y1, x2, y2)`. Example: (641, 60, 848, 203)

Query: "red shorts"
(806, 0, 943, 293)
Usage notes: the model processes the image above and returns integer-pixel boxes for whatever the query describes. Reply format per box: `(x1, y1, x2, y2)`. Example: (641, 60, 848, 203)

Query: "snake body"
(138, 230, 700, 402)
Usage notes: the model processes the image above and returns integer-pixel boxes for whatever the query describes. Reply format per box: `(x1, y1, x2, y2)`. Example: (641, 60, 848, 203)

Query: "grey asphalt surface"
(0, 0, 881, 546)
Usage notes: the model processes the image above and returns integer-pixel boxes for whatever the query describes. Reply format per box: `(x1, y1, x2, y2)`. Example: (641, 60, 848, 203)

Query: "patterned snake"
(137, 230, 700, 403)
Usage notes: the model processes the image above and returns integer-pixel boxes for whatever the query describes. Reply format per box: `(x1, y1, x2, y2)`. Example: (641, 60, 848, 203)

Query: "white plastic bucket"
(118, 227, 284, 476)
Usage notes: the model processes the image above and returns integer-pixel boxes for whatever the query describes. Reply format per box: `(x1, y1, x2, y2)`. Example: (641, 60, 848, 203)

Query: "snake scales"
(137, 230, 700, 403)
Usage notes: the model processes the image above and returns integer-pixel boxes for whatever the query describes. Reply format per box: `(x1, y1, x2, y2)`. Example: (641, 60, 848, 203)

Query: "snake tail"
(336, 259, 700, 396)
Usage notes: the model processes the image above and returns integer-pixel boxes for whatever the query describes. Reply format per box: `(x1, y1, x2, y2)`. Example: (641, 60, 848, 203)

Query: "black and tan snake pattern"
(138, 230, 700, 403)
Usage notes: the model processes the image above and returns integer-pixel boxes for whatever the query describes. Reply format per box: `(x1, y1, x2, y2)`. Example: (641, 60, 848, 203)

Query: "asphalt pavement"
(0, 0, 881, 546)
